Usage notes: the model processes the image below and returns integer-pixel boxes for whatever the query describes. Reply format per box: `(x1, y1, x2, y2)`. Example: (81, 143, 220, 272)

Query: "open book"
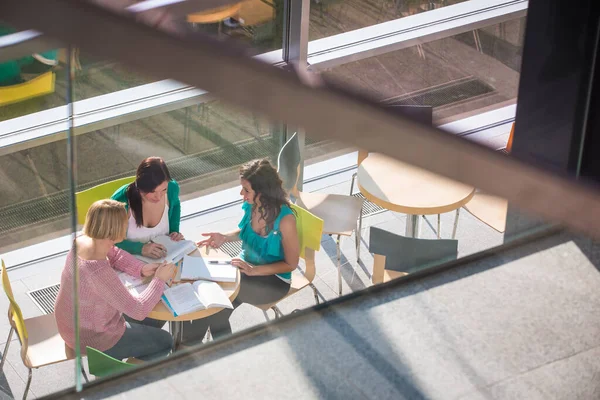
(134, 235, 196, 264)
(118, 271, 151, 296)
(161, 281, 233, 316)
(180, 254, 236, 282)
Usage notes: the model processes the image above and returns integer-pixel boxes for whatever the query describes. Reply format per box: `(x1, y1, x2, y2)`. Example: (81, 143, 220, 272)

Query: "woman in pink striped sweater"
(54, 200, 175, 361)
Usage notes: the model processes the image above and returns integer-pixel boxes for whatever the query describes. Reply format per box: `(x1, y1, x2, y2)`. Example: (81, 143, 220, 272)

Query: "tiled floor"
(0, 170, 504, 399)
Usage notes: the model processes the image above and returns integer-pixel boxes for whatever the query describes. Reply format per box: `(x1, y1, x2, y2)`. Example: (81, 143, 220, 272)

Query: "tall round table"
(357, 153, 475, 238)
(148, 247, 240, 349)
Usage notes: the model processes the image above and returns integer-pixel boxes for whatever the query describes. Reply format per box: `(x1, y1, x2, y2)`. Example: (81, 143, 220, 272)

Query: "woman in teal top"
(182, 159, 299, 342)
(111, 157, 183, 259)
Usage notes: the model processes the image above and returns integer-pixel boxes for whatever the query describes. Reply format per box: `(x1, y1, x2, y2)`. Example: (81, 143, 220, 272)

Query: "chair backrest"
(0, 71, 55, 107)
(1, 259, 28, 352)
(86, 346, 135, 377)
(277, 132, 301, 196)
(369, 227, 458, 280)
(290, 204, 323, 282)
(75, 176, 135, 225)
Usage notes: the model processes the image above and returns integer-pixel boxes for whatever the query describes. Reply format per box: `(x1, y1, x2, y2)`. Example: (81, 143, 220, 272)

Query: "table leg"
(170, 321, 183, 351)
(405, 214, 420, 238)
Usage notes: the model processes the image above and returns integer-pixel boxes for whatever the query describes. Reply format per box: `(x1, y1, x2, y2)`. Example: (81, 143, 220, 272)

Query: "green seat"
(75, 177, 135, 225)
(86, 347, 136, 378)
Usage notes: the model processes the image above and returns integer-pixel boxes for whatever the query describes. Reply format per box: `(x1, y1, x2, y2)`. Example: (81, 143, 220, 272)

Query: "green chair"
(86, 346, 136, 378)
(369, 227, 458, 285)
(75, 177, 135, 225)
(255, 204, 324, 317)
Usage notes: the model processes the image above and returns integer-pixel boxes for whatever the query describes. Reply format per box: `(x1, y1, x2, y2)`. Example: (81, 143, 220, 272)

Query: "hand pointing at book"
(197, 232, 227, 249)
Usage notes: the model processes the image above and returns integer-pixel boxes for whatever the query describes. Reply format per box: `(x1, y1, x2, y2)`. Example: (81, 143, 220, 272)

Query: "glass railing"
(10, 0, 597, 398)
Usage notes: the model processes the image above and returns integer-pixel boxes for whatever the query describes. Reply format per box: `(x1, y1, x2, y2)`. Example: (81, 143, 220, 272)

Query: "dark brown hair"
(126, 157, 172, 227)
(240, 159, 292, 232)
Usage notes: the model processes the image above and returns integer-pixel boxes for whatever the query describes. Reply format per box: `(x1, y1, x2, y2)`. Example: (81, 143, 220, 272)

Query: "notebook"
(161, 281, 233, 316)
(134, 235, 197, 264)
(118, 272, 151, 296)
(180, 254, 236, 282)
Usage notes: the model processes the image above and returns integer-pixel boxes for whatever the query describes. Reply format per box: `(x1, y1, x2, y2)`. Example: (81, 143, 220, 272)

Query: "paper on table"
(180, 254, 236, 282)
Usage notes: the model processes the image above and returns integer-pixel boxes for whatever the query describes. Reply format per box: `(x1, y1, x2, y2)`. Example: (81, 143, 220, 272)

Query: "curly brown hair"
(240, 159, 293, 232)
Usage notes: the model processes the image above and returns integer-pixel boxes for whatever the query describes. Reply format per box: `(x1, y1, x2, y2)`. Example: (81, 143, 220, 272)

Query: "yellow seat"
(0, 259, 83, 400)
(255, 204, 324, 316)
(75, 177, 135, 225)
(0, 71, 55, 107)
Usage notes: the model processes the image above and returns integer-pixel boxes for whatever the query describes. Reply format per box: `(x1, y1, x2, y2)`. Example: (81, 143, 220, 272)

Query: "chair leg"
(452, 208, 460, 239)
(349, 172, 357, 195)
(271, 305, 283, 319)
(309, 283, 320, 305)
(437, 214, 441, 239)
(23, 368, 32, 400)
(336, 235, 342, 296)
(80, 366, 89, 383)
(356, 212, 363, 263)
(0, 327, 14, 371)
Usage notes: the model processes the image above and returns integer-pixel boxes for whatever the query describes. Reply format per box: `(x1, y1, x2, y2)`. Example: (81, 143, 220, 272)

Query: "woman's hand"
(169, 232, 184, 241)
(197, 232, 227, 249)
(155, 262, 176, 282)
(231, 258, 256, 276)
(141, 263, 161, 277)
(142, 242, 167, 259)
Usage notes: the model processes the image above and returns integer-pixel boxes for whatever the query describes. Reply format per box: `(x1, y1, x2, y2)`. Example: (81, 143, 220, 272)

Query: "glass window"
(309, 0, 471, 40)
(321, 18, 526, 124)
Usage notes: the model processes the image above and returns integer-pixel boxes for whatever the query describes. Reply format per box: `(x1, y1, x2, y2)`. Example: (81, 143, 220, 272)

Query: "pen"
(208, 260, 231, 265)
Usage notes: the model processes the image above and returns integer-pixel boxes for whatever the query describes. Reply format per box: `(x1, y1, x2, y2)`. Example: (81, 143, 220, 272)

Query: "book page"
(193, 281, 233, 309)
(152, 235, 197, 263)
(162, 283, 204, 315)
(118, 271, 151, 296)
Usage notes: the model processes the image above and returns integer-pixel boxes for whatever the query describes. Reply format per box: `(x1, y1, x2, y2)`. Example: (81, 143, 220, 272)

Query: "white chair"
(277, 133, 364, 296)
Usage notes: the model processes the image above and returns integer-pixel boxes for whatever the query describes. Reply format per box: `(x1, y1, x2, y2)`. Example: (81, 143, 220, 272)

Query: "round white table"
(357, 153, 475, 237)
(148, 247, 240, 349)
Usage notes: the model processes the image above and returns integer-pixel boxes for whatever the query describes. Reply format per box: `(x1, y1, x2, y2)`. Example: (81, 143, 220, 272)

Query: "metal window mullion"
(282, 0, 310, 191)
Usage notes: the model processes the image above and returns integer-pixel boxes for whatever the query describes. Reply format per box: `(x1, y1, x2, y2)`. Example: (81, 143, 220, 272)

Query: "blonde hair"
(83, 199, 128, 241)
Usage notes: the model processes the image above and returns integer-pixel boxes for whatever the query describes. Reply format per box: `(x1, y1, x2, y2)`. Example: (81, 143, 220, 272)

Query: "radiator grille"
(27, 283, 60, 315)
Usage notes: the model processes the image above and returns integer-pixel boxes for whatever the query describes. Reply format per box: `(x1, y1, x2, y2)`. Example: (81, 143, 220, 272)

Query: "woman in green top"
(111, 157, 184, 259)
(182, 159, 299, 342)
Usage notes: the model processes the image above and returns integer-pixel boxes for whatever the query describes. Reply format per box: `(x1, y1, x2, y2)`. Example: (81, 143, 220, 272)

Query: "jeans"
(104, 321, 173, 361)
(181, 274, 290, 345)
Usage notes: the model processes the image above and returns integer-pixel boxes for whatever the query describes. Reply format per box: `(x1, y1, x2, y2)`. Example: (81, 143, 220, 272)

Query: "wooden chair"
(0, 259, 87, 399)
(463, 123, 513, 233)
(255, 204, 324, 318)
(369, 227, 458, 284)
(86, 346, 135, 378)
(187, 3, 243, 34)
(278, 133, 364, 296)
(75, 176, 135, 225)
